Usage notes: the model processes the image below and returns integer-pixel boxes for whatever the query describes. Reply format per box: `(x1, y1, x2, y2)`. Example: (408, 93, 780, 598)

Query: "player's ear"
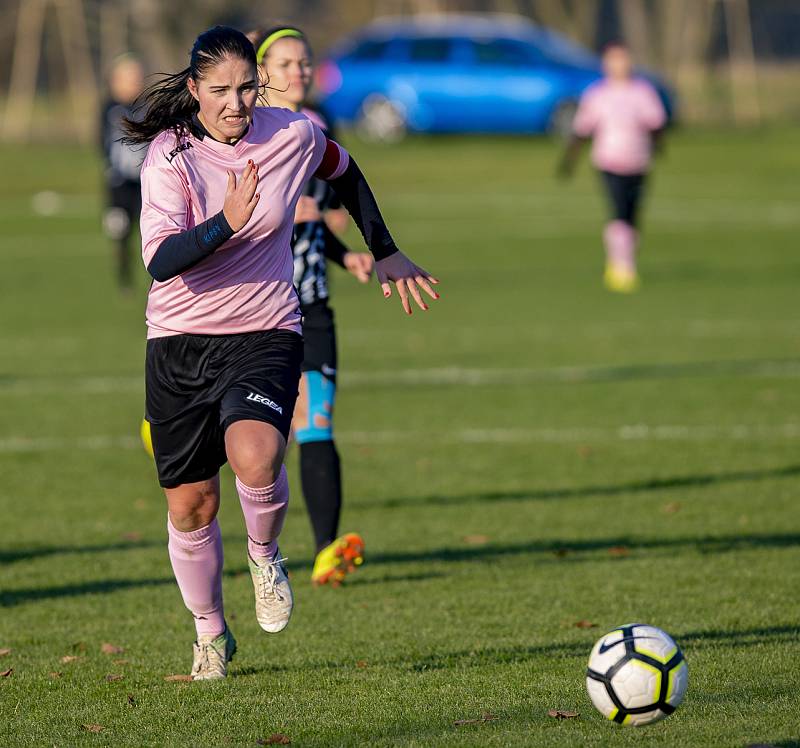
(187, 76, 200, 102)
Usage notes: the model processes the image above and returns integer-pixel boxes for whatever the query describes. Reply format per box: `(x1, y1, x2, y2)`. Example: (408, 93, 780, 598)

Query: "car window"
(471, 38, 538, 66)
(351, 39, 391, 60)
(533, 30, 597, 67)
(408, 37, 453, 63)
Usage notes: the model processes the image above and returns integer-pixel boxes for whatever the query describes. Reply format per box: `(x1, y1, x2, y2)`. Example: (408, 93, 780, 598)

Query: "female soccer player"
(249, 25, 370, 588)
(124, 26, 438, 680)
(559, 42, 667, 292)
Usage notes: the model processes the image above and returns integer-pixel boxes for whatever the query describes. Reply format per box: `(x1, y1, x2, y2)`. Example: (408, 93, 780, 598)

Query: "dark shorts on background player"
(600, 171, 646, 226)
(296, 302, 338, 444)
(301, 302, 337, 380)
(146, 329, 303, 488)
(103, 180, 142, 241)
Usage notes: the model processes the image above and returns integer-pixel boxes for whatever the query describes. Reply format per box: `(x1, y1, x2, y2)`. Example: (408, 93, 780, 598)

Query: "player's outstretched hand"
(375, 250, 439, 315)
(344, 251, 374, 284)
(223, 160, 260, 232)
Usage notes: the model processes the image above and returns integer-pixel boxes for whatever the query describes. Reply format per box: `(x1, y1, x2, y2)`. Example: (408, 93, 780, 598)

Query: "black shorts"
(109, 180, 142, 214)
(145, 329, 303, 488)
(301, 302, 337, 382)
(600, 171, 646, 226)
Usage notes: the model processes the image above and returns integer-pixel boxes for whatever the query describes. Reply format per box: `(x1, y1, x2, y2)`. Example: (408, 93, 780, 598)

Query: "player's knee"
(168, 483, 220, 530)
(229, 443, 282, 488)
(225, 418, 287, 487)
(234, 462, 281, 489)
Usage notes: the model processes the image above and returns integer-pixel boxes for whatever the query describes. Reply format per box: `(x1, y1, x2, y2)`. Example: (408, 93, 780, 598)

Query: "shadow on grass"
(218, 531, 800, 576)
(4, 532, 798, 607)
(0, 577, 173, 607)
(230, 624, 800, 677)
(0, 539, 162, 565)
(352, 462, 800, 511)
(345, 571, 447, 587)
(5, 462, 797, 568)
(363, 532, 800, 568)
(0, 567, 443, 608)
(402, 624, 800, 672)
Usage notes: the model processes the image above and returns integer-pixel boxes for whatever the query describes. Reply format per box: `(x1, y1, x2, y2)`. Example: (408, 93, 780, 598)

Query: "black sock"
(299, 440, 342, 553)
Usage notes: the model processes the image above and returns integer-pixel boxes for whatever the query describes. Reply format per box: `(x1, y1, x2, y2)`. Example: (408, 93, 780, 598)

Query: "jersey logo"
(245, 392, 284, 415)
(166, 142, 193, 163)
(321, 364, 337, 378)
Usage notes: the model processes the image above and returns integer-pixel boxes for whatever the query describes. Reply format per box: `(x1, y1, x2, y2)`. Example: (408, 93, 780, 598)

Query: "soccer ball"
(586, 623, 688, 726)
(140, 418, 154, 458)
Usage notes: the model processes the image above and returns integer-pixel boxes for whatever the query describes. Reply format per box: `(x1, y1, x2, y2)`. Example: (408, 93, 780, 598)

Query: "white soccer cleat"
(248, 549, 293, 633)
(191, 625, 236, 681)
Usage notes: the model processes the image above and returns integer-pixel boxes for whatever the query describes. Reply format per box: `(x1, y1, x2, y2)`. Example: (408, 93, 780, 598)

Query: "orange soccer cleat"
(311, 532, 365, 587)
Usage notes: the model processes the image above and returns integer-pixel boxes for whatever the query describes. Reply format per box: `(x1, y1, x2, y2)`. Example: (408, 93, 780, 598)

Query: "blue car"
(316, 14, 673, 141)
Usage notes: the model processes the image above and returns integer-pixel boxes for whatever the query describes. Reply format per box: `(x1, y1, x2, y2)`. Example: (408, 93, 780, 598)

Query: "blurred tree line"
(1, 0, 799, 141)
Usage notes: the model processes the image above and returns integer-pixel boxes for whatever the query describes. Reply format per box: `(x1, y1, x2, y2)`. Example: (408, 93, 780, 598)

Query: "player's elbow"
(146, 262, 171, 283)
(146, 250, 173, 282)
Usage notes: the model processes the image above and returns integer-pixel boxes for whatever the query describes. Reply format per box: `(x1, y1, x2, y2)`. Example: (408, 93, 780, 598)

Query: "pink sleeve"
(139, 145, 191, 268)
(639, 83, 667, 131)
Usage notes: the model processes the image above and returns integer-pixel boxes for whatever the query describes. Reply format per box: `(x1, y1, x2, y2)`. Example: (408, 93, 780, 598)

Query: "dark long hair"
(122, 26, 257, 145)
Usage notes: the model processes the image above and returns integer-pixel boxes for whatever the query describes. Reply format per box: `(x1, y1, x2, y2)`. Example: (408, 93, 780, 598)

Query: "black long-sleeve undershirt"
(146, 211, 233, 282)
(325, 158, 398, 262)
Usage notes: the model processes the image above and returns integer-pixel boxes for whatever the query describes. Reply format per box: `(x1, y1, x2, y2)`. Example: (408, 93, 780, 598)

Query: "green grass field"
(1, 127, 799, 747)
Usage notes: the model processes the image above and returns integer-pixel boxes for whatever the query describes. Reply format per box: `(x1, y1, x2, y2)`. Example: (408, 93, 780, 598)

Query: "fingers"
(413, 264, 440, 286)
(246, 192, 260, 217)
(375, 266, 391, 299)
(414, 273, 440, 301)
(405, 276, 428, 311)
(395, 279, 412, 315)
(241, 161, 258, 203)
(226, 170, 236, 196)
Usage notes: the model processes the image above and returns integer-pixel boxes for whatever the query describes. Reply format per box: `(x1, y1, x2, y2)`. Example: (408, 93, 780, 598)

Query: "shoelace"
(193, 639, 222, 675)
(257, 556, 289, 602)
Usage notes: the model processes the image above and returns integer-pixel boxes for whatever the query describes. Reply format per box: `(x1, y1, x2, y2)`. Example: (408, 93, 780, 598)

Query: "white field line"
(2, 423, 800, 455)
(2, 358, 800, 398)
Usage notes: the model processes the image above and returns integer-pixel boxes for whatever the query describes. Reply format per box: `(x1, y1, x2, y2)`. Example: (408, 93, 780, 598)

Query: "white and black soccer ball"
(586, 623, 688, 726)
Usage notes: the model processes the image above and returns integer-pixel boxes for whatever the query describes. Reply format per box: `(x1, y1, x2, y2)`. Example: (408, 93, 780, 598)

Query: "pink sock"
(236, 465, 289, 559)
(167, 516, 225, 638)
(604, 220, 638, 272)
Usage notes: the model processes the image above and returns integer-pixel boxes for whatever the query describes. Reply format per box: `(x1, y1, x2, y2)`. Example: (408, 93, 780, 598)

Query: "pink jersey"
(140, 107, 346, 338)
(572, 78, 666, 175)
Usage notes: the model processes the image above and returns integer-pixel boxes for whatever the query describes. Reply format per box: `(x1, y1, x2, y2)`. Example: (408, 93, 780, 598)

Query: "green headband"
(256, 29, 304, 64)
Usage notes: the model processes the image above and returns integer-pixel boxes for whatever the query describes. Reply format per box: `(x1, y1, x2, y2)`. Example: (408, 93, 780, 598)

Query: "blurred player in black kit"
(100, 55, 146, 291)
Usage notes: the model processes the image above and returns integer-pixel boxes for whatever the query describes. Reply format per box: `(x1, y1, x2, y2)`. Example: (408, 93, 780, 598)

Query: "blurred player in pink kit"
(123, 26, 438, 680)
(560, 42, 667, 292)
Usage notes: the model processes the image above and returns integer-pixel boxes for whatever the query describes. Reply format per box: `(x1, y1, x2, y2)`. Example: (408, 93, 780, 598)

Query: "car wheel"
(549, 99, 578, 139)
(355, 95, 407, 143)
